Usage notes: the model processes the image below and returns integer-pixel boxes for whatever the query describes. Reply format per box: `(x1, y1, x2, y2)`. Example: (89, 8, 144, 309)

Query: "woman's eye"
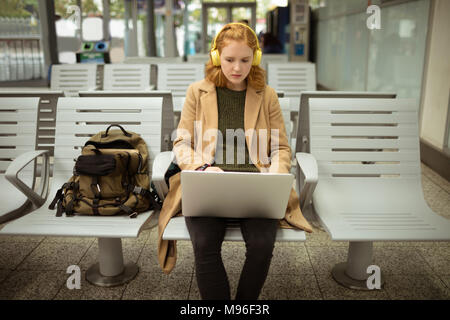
(242, 60, 249, 63)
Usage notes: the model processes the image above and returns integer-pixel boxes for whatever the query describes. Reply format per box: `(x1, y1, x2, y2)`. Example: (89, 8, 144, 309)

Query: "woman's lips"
(231, 74, 241, 78)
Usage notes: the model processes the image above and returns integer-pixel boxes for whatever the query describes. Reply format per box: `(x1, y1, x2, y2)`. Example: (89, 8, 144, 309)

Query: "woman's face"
(220, 40, 253, 91)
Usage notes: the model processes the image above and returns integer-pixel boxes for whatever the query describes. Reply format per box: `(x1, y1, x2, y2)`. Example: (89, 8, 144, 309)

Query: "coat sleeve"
(267, 88, 292, 173)
(172, 83, 205, 171)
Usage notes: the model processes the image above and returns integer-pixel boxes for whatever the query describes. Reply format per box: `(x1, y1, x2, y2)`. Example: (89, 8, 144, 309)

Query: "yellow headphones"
(210, 22, 262, 67)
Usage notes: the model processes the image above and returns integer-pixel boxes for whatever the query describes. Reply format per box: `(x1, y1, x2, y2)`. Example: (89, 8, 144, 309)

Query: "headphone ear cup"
(252, 49, 262, 66)
(210, 49, 221, 66)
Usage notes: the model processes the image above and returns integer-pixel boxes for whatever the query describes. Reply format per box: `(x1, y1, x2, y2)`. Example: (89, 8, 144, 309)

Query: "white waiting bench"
(123, 56, 184, 89)
(0, 97, 163, 287)
(50, 64, 98, 96)
(296, 98, 450, 290)
(0, 97, 50, 223)
(103, 64, 152, 91)
(156, 63, 204, 102)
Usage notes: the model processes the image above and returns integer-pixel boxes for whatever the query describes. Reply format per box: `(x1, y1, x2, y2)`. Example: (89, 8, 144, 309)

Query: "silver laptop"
(181, 170, 294, 219)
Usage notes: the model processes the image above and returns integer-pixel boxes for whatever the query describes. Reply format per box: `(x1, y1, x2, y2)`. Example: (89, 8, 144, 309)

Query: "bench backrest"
(267, 63, 316, 97)
(186, 54, 209, 64)
(50, 64, 97, 96)
(278, 97, 292, 139)
(103, 64, 151, 91)
(53, 97, 163, 179)
(78, 91, 174, 152)
(156, 63, 204, 97)
(260, 54, 288, 74)
(0, 91, 64, 156)
(309, 98, 420, 180)
(0, 97, 39, 174)
(296, 91, 397, 154)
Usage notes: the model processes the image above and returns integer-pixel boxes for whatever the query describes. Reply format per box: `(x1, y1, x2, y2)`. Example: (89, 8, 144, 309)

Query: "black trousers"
(185, 216, 278, 300)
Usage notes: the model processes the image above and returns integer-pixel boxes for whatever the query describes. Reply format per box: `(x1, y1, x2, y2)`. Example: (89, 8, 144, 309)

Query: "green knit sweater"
(215, 87, 259, 172)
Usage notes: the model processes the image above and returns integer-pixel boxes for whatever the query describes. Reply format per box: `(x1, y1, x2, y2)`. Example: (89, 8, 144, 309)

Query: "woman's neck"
(226, 80, 247, 91)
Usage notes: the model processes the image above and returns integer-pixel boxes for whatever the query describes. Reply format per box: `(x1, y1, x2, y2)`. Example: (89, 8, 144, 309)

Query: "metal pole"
(146, 0, 157, 56)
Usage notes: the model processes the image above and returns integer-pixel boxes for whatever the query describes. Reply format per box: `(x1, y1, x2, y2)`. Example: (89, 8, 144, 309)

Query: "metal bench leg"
(332, 241, 384, 290)
(86, 237, 139, 287)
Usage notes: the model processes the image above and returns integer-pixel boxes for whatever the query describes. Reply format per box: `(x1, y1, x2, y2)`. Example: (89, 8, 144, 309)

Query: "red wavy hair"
(205, 23, 266, 90)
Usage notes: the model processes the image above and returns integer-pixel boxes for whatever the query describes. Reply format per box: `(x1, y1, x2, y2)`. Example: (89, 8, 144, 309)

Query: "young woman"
(157, 23, 312, 300)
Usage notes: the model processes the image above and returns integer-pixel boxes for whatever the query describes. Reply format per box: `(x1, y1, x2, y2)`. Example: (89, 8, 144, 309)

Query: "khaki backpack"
(49, 124, 161, 218)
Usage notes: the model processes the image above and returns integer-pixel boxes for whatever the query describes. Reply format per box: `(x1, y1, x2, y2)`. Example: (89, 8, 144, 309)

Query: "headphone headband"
(210, 23, 262, 66)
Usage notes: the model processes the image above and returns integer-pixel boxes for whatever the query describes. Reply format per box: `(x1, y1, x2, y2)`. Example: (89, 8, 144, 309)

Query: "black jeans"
(185, 216, 278, 300)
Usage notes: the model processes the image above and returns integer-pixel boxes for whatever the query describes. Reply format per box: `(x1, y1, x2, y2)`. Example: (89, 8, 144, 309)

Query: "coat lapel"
(199, 80, 218, 130)
(244, 85, 263, 166)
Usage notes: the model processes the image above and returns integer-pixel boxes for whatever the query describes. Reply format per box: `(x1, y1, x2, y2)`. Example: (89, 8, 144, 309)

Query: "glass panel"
(232, 7, 251, 24)
(207, 7, 228, 50)
(0, 0, 44, 81)
(54, 0, 80, 64)
(367, 0, 430, 101)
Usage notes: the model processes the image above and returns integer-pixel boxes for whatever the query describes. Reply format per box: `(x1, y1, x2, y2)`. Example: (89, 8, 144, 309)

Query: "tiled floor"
(0, 163, 449, 300)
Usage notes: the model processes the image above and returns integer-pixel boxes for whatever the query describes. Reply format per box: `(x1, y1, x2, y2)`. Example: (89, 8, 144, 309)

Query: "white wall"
(420, 0, 450, 149)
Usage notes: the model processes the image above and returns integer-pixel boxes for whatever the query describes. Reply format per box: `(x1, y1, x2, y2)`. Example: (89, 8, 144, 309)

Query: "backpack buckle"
(129, 212, 138, 219)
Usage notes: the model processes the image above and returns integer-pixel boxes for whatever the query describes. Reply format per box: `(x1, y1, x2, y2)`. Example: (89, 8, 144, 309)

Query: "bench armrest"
(152, 151, 174, 200)
(5, 150, 50, 207)
(295, 152, 318, 211)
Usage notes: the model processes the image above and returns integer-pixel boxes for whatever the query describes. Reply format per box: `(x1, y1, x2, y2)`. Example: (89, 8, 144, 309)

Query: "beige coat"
(158, 79, 313, 274)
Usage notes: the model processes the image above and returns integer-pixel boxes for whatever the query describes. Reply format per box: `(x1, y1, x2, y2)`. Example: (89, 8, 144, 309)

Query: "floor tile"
(315, 272, 390, 300)
(306, 246, 349, 275)
(17, 242, 91, 271)
(421, 164, 450, 194)
(269, 244, 315, 275)
(0, 241, 41, 270)
(260, 274, 322, 300)
(42, 236, 95, 245)
(0, 234, 45, 243)
(138, 241, 194, 275)
(0, 270, 66, 300)
(303, 226, 347, 247)
(188, 272, 240, 300)
(55, 270, 127, 300)
(122, 271, 192, 300)
(373, 247, 435, 275)
(417, 246, 450, 275)
(384, 274, 449, 300)
(0, 268, 12, 283)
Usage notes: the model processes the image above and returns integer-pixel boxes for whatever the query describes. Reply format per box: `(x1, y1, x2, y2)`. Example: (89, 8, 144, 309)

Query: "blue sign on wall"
(295, 44, 304, 56)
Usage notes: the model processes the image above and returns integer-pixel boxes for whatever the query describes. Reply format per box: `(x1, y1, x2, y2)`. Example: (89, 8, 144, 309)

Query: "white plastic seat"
(103, 64, 151, 91)
(50, 64, 97, 96)
(152, 151, 306, 242)
(0, 97, 50, 223)
(260, 54, 288, 74)
(156, 63, 204, 99)
(296, 98, 450, 290)
(0, 97, 163, 287)
(267, 62, 316, 97)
